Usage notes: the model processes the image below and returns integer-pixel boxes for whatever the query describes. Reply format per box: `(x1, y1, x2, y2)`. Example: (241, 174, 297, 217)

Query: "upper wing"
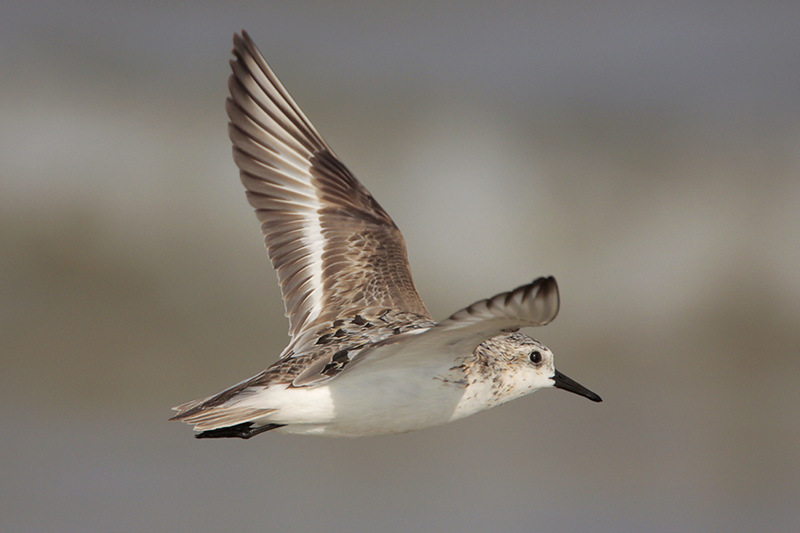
(344, 277, 560, 371)
(227, 32, 430, 351)
(436, 275, 559, 343)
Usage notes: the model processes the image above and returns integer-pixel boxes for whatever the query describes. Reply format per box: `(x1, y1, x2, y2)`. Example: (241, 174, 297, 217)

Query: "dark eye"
(530, 350, 542, 364)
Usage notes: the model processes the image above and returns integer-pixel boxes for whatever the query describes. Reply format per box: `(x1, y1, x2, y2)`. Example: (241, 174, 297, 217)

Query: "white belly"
(245, 358, 493, 437)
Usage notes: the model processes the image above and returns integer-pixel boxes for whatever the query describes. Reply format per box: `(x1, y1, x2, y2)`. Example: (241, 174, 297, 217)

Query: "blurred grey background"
(2, 1, 799, 531)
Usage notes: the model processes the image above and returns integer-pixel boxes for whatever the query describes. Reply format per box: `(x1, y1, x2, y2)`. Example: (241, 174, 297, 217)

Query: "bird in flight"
(170, 31, 601, 439)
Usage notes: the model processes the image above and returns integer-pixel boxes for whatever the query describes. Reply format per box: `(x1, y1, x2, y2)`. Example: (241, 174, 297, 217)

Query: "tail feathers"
(170, 397, 207, 417)
(170, 402, 277, 432)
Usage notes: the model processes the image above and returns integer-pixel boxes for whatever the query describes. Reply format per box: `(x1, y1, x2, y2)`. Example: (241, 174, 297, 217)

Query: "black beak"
(552, 369, 602, 402)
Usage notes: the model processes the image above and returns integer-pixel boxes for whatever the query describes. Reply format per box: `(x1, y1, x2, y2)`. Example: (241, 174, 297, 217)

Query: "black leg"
(195, 422, 285, 439)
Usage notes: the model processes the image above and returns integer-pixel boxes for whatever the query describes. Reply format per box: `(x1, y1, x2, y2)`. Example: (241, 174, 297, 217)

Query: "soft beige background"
(2, 2, 799, 531)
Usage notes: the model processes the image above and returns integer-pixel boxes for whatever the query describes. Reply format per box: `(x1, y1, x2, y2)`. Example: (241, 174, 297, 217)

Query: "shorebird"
(170, 31, 601, 439)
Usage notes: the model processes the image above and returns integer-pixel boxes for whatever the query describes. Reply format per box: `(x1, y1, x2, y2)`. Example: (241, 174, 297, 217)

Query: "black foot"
(195, 422, 285, 439)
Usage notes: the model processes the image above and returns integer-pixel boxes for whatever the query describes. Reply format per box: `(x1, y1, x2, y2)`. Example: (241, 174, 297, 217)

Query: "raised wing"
(344, 277, 560, 370)
(437, 275, 559, 341)
(227, 32, 430, 349)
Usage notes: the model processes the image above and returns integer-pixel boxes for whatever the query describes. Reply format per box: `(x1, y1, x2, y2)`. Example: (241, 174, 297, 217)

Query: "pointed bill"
(227, 32, 430, 354)
(552, 369, 602, 402)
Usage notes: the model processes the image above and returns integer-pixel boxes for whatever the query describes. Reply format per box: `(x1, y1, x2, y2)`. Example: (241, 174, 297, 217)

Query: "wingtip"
(537, 275, 559, 323)
(232, 30, 255, 55)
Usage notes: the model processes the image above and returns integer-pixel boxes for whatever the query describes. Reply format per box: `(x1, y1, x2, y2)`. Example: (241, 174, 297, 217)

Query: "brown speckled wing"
(441, 276, 560, 331)
(228, 32, 430, 350)
(343, 277, 560, 371)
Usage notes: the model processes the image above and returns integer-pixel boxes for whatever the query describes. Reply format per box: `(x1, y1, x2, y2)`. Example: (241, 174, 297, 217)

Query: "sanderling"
(170, 31, 601, 439)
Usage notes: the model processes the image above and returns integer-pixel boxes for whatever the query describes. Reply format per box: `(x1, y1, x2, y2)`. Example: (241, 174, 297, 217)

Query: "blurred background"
(2, 1, 799, 531)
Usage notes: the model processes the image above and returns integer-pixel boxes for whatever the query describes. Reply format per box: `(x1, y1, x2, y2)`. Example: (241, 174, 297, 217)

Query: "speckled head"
(477, 333, 602, 404)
